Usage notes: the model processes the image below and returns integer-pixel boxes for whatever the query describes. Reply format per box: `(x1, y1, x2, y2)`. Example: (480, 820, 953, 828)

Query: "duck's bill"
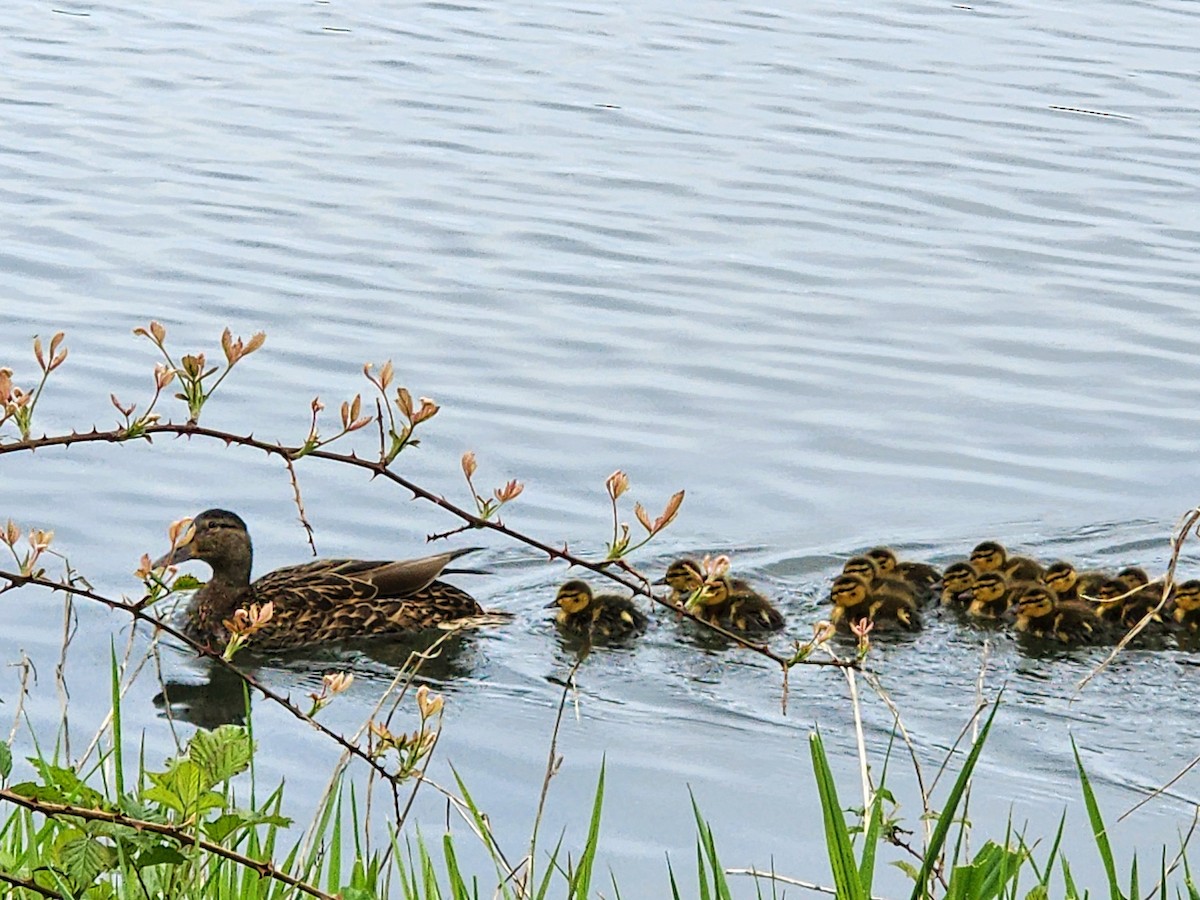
(152, 543, 197, 569)
(651, 576, 668, 585)
(543, 598, 561, 609)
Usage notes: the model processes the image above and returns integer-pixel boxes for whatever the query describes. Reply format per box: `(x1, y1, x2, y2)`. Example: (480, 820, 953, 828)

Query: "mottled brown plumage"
(153, 509, 485, 650)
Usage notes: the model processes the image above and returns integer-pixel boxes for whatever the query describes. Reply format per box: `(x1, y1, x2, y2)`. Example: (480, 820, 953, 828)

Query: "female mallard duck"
(1012, 585, 1104, 644)
(546, 580, 647, 639)
(1171, 580, 1200, 631)
(828, 573, 920, 632)
(969, 541, 1044, 583)
(865, 547, 940, 603)
(153, 509, 486, 650)
(1041, 561, 1107, 602)
(940, 561, 977, 609)
(686, 576, 785, 633)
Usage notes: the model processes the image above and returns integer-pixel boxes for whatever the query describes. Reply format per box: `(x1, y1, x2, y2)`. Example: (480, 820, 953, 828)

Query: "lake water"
(4, 0, 1200, 894)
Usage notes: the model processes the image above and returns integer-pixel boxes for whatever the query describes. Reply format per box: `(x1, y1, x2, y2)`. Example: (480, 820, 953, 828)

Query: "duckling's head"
(969, 541, 1008, 573)
(830, 573, 870, 608)
(689, 576, 732, 610)
(1174, 580, 1200, 613)
(865, 547, 899, 573)
(550, 580, 594, 615)
(842, 555, 882, 581)
(971, 571, 1008, 604)
(152, 508, 253, 582)
(1096, 579, 1128, 602)
(942, 561, 977, 593)
(1117, 567, 1150, 589)
(1015, 585, 1056, 619)
(657, 559, 704, 593)
(1042, 561, 1077, 594)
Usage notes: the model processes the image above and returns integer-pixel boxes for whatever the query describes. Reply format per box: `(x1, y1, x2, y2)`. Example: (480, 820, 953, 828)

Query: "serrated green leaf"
(30, 760, 107, 809)
(57, 830, 115, 887)
(187, 725, 253, 788)
(203, 810, 291, 843)
(134, 844, 189, 868)
(173, 575, 205, 591)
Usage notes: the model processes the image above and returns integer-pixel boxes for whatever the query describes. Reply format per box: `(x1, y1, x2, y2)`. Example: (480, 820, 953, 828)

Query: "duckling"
(967, 570, 1029, 620)
(829, 573, 921, 632)
(1172, 580, 1200, 631)
(969, 541, 1044, 583)
(546, 580, 647, 639)
(687, 576, 785, 633)
(842, 555, 917, 601)
(656, 558, 754, 608)
(865, 547, 940, 603)
(1012, 585, 1103, 644)
(940, 561, 977, 609)
(1091, 571, 1166, 630)
(1041, 561, 1108, 602)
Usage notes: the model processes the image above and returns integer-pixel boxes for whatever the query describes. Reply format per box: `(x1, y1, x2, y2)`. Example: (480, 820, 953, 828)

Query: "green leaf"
(0, 741, 12, 780)
(907, 696, 1002, 900)
(809, 731, 868, 900)
(203, 810, 291, 843)
(570, 761, 606, 898)
(134, 844, 189, 868)
(57, 829, 116, 887)
(173, 575, 205, 591)
(1071, 737, 1122, 900)
(187, 725, 253, 789)
(29, 760, 107, 809)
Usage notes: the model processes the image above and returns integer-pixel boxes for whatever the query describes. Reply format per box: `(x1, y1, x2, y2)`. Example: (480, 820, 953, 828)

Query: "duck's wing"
(252, 548, 483, 606)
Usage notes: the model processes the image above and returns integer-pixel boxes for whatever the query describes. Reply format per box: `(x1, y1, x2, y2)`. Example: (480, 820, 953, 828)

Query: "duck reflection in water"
(153, 629, 480, 729)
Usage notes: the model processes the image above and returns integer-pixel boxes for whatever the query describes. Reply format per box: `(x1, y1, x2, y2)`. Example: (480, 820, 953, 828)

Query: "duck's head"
(830, 573, 870, 608)
(548, 580, 594, 615)
(1117, 566, 1150, 590)
(969, 541, 1008, 573)
(842, 555, 882, 581)
(865, 547, 899, 573)
(152, 508, 252, 582)
(942, 561, 977, 594)
(1174, 580, 1200, 613)
(1015, 585, 1056, 619)
(656, 558, 704, 593)
(689, 576, 732, 610)
(971, 571, 1008, 604)
(1096, 579, 1128, 602)
(1042, 561, 1077, 594)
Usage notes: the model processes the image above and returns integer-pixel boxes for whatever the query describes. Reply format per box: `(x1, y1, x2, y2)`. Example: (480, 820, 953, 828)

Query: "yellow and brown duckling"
(969, 541, 1044, 583)
(153, 509, 486, 650)
(966, 570, 1030, 620)
(1091, 572, 1166, 630)
(657, 558, 754, 608)
(829, 573, 921, 632)
(865, 546, 940, 604)
(687, 576, 785, 634)
(940, 561, 977, 609)
(547, 580, 648, 639)
(1171, 580, 1200, 631)
(842, 555, 918, 601)
(1012, 584, 1104, 644)
(1041, 561, 1108, 602)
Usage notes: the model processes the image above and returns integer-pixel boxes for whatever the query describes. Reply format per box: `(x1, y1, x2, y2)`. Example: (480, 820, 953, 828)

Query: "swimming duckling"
(969, 541, 1044, 583)
(1090, 572, 1166, 630)
(656, 558, 754, 607)
(1012, 585, 1103, 644)
(940, 561, 977, 609)
(1041, 561, 1108, 602)
(547, 580, 647, 639)
(967, 570, 1030, 620)
(842, 555, 918, 601)
(829, 573, 921, 632)
(687, 576, 785, 633)
(865, 547, 940, 603)
(1172, 580, 1200, 631)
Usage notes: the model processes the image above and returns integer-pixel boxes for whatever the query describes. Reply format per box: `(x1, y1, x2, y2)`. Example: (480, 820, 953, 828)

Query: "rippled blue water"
(4, 0, 1200, 893)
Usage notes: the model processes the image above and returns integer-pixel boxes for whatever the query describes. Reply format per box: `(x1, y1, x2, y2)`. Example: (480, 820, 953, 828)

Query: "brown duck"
(153, 509, 485, 650)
